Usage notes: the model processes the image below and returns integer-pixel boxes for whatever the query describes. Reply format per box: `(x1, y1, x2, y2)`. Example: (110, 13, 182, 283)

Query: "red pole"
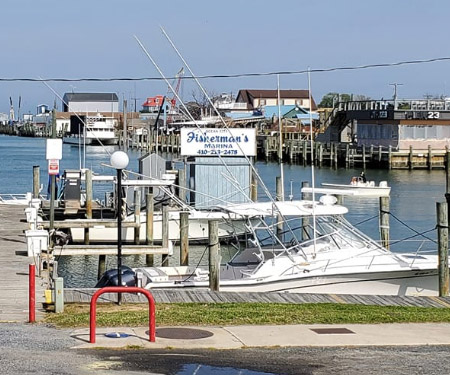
(29, 264, 35, 323)
(89, 287, 156, 344)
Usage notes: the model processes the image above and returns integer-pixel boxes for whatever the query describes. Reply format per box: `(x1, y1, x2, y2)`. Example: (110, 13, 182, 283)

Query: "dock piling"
(379, 196, 390, 249)
(208, 220, 220, 291)
(437, 201, 449, 296)
(32, 166, 40, 199)
(179, 211, 189, 266)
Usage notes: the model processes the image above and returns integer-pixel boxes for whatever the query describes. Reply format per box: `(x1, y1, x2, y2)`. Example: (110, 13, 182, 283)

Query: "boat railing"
(0, 193, 34, 204)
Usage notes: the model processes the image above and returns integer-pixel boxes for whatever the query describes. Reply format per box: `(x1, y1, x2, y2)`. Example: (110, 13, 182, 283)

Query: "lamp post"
(110, 151, 129, 302)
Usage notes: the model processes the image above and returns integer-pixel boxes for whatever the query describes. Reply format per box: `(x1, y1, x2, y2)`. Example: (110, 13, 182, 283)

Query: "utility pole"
(389, 83, 403, 109)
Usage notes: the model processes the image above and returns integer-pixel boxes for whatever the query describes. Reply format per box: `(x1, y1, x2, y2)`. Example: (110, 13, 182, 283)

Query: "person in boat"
(360, 171, 367, 183)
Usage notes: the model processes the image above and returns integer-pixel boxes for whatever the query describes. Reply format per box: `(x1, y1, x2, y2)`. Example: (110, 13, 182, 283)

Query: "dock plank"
(0, 204, 46, 322)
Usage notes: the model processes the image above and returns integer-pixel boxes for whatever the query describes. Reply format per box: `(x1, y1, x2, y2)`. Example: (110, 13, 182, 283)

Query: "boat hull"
(70, 214, 255, 243)
(63, 136, 118, 146)
(321, 183, 391, 197)
(141, 268, 440, 296)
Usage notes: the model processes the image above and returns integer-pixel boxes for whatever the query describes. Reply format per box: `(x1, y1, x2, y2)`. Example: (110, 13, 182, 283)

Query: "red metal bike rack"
(90, 286, 156, 343)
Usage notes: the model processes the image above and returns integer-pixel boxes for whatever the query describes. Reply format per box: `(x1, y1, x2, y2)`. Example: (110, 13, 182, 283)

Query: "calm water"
(0, 135, 446, 287)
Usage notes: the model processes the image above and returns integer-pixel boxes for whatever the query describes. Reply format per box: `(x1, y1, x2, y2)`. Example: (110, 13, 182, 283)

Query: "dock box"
(25, 229, 48, 257)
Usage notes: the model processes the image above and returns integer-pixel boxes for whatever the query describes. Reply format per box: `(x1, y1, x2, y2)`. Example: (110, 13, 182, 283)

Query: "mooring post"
(208, 220, 220, 291)
(409, 145, 414, 170)
(379, 196, 390, 249)
(437, 202, 449, 296)
(362, 144, 366, 169)
(178, 167, 186, 203)
(428, 145, 433, 170)
(84, 169, 92, 245)
(445, 151, 450, 245)
(179, 211, 189, 266)
(333, 143, 338, 168)
(251, 169, 258, 202)
(302, 140, 307, 166)
(97, 255, 106, 280)
(161, 205, 169, 267)
(388, 145, 392, 170)
(146, 192, 154, 266)
(345, 143, 350, 169)
(32, 166, 40, 199)
(134, 190, 141, 244)
(318, 143, 323, 168)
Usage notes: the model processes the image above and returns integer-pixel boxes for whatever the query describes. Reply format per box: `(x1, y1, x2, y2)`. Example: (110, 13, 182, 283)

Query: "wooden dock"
(0, 204, 46, 322)
(64, 288, 450, 308)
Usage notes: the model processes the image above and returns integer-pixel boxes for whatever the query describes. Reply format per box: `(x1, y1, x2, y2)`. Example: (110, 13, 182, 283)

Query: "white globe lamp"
(110, 151, 129, 170)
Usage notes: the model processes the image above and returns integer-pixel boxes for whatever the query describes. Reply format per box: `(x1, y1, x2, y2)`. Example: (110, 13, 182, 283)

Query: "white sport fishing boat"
(321, 177, 391, 197)
(69, 208, 257, 243)
(134, 196, 440, 296)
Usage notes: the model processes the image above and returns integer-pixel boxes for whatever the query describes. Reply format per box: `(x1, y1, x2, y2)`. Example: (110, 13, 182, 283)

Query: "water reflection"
(178, 364, 276, 375)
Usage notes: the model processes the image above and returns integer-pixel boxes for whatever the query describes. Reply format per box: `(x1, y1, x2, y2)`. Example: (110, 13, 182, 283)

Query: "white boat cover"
(217, 200, 348, 217)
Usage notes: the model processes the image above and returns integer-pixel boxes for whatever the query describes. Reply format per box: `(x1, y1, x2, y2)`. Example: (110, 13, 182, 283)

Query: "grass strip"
(44, 302, 450, 328)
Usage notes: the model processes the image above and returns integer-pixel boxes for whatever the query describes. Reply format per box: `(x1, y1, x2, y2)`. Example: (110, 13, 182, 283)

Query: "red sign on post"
(48, 159, 59, 175)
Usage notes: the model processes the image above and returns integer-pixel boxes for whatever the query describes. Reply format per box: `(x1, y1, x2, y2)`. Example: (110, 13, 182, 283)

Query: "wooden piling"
(251, 170, 258, 202)
(84, 169, 92, 245)
(208, 219, 220, 291)
(134, 190, 141, 244)
(178, 167, 186, 203)
(409, 145, 414, 170)
(388, 145, 392, 170)
(333, 143, 338, 168)
(32, 166, 40, 199)
(179, 211, 189, 266)
(302, 140, 307, 166)
(318, 143, 323, 168)
(145, 192, 154, 266)
(362, 144, 366, 169)
(97, 255, 106, 280)
(437, 201, 449, 296)
(161, 205, 169, 267)
(379, 196, 390, 249)
(428, 145, 433, 170)
(345, 144, 350, 168)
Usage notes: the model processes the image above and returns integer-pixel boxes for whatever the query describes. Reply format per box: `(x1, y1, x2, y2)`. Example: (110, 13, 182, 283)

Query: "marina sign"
(180, 128, 256, 157)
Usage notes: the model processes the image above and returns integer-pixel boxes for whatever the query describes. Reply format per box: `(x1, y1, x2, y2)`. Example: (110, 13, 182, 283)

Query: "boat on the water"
(321, 177, 391, 197)
(133, 196, 440, 296)
(69, 208, 259, 244)
(63, 113, 118, 146)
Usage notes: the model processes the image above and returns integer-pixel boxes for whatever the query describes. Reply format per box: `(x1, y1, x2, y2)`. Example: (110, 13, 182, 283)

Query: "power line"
(1, 56, 450, 83)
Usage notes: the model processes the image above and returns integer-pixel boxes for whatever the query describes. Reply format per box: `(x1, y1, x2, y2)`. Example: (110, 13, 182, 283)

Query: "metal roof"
(63, 93, 119, 102)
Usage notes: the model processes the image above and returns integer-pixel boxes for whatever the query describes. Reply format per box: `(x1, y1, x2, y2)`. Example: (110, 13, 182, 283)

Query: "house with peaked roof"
(235, 89, 317, 111)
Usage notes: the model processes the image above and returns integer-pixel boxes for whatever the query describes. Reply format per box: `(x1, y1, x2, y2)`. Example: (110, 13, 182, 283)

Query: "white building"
(62, 92, 119, 113)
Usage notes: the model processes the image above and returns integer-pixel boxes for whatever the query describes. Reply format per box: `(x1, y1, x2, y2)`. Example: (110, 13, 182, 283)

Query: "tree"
(318, 92, 370, 108)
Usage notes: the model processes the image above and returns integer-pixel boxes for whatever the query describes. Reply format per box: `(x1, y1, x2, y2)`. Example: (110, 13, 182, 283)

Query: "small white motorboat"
(321, 177, 391, 197)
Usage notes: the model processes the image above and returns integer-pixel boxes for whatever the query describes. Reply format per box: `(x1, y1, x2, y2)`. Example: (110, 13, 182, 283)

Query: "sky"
(1, 0, 450, 115)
